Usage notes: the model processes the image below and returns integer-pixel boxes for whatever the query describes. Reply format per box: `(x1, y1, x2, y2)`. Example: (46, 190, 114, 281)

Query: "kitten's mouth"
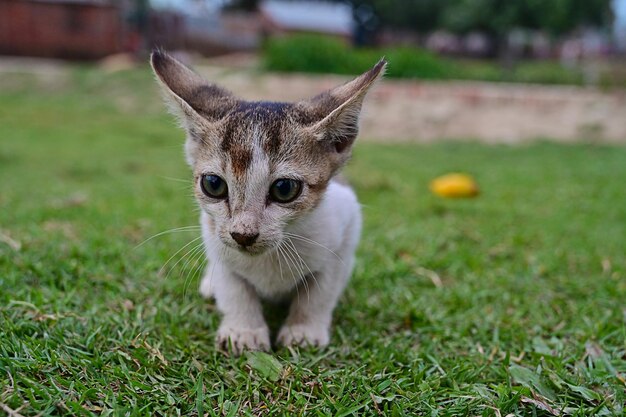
(237, 246, 261, 255)
(224, 241, 266, 256)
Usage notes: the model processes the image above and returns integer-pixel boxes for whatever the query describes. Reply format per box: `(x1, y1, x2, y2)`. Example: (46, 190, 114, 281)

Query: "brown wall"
(0, 0, 124, 59)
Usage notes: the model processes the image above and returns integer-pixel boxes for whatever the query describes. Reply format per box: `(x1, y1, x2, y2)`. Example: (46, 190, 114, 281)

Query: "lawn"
(1, 66, 625, 416)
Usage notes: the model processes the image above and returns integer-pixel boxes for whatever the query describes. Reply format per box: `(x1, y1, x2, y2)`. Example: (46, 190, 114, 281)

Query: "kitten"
(151, 50, 385, 355)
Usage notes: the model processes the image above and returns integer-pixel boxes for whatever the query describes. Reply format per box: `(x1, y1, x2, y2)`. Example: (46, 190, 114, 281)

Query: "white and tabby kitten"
(151, 50, 385, 354)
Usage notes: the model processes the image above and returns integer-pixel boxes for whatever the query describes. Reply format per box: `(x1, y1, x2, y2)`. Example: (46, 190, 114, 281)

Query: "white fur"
(199, 181, 361, 353)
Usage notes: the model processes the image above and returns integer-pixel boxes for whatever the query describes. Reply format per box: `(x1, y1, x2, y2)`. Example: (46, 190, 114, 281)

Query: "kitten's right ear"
(150, 49, 235, 123)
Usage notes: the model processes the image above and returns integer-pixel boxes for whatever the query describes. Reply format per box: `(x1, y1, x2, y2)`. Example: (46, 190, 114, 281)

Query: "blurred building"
(0, 0, 125, 59)
(259, 0, 353, 38)
(149, 0, 259, 54)
(181, 8, 259, 53)
(149, 0, 355, 55)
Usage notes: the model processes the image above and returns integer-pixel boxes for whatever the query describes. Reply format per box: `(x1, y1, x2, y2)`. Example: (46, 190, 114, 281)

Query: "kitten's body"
(151, 51, 384, 354)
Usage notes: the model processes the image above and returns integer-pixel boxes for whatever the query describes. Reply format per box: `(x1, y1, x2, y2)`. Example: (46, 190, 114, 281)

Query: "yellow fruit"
(429, 173, 479, 198)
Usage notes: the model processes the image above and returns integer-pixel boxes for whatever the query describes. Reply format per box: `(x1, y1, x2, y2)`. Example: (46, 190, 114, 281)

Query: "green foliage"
(384, 47, 452, 79)
(264, 34, 585, 84)
(1, 66, 626, 416)
(264, 35, 451, 79)
(442, 0, 613, 36)
(264, 33, 356, 74)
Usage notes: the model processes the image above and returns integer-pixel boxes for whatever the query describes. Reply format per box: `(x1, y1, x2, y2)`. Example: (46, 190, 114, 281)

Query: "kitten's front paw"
(216, 324, 270, 355)
(277, 323, 330, 348)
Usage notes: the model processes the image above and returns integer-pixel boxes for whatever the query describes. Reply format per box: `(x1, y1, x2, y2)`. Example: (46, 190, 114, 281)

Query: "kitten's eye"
(269, 179, 302, 203)
(200, 174, 228, 199)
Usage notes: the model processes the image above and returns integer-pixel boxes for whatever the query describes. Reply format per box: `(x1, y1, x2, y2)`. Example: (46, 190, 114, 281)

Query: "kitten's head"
(151, 50, 385, 255)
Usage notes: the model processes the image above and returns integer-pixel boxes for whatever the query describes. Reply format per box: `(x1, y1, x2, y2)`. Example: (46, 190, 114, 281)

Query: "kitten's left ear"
(151, 50, 238, 166)
(150, 49, 236, 124)
(301, 58, 386, 164)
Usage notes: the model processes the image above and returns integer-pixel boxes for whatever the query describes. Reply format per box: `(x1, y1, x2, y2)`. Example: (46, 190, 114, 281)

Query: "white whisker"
(159, 175, 190, 184)
(165, 240, 205, 283)
(277, 243, 301, 300)
(285, 237, 321, 293)
(181, 241, 209, 299)
(281, 239, 309, 301)
(158, 235, 204, 278)
(135, 225, 201, 248)
(284, 232, 345, 265)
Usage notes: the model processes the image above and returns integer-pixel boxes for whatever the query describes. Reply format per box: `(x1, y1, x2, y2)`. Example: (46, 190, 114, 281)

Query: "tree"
(442, 0, 613, 39)
(350, 0, 452, 33)
(223, 0, 259, 11)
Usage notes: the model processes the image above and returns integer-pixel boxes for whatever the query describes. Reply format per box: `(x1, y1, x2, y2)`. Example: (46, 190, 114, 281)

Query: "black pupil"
(276, 180, 292, 197)
(207, 176, 221, 191)
(202, 175, 226, 198)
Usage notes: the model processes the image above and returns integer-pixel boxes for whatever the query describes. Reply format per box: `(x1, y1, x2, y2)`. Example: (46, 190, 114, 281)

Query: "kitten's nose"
(230, 232, 259, 247)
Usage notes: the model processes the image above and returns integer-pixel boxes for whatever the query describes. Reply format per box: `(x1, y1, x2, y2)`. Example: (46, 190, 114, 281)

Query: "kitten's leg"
(277, 254, 354, 347)
(210, 261, 270, 355)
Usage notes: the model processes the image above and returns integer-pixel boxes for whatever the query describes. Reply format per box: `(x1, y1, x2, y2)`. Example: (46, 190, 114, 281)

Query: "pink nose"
(230, 232, 259, 247)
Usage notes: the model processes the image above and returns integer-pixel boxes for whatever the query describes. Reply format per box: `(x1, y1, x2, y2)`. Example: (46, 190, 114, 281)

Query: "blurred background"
(3, 3, 626, 414)
(1, 0, 626, 142)
(1, 0, 624, 61)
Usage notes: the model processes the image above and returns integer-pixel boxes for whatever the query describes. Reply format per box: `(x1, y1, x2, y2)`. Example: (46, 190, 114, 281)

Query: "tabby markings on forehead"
(227, 144, 253, 178)
(219, 101, 294, 164)
(232, 101, 291, 117)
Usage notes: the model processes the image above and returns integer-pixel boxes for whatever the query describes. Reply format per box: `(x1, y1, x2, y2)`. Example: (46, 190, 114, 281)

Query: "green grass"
(1, 66, 625, 416)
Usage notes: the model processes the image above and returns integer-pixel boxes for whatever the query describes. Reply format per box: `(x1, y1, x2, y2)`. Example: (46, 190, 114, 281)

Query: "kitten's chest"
(225, 243, 320, 300)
